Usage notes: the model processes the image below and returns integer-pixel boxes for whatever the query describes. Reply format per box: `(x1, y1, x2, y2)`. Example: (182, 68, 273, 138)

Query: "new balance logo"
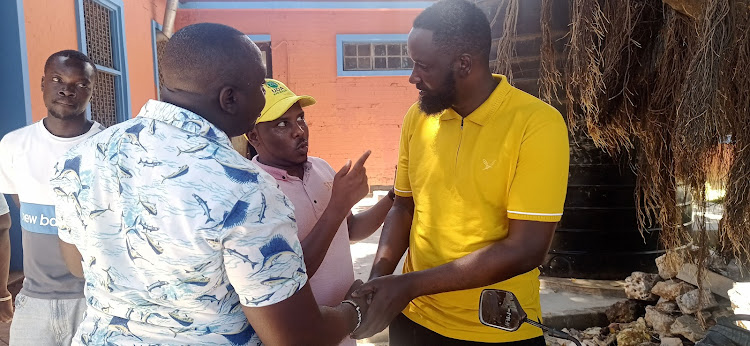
(483, 159, 496, 170)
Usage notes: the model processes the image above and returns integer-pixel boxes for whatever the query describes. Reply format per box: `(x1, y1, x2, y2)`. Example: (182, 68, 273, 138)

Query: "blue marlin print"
(220, 326, 256, 346)
(53, 155, 82, 180)
(213, 159, 259, 184)
(192, 193, 214, 223)
(259, 236, 298, 271)
(123, 123, 148, 152)
(105, 316, 143, 342)
(225, 200, 250, 229)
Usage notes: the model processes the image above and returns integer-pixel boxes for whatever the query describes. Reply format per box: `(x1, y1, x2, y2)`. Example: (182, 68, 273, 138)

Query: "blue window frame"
(336, 34, 412, 77)
(75, 0, 131, 126)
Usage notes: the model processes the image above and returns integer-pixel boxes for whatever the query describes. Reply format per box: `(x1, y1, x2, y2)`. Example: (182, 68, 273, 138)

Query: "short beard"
(418, 72, 457, 116)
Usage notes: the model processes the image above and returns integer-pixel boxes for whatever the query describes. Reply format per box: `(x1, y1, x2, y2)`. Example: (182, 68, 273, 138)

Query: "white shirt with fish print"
(50, 100, 307, 345)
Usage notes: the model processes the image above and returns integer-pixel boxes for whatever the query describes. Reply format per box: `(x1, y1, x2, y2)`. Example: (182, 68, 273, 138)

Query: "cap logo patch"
(266, 81, 287, 95)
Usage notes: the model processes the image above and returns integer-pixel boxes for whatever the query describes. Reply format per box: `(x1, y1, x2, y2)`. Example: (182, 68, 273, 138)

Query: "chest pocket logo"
(482, 159, 496, 170)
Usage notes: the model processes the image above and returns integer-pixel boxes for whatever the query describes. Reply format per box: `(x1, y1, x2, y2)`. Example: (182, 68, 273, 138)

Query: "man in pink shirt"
(245, 79, 394, 344)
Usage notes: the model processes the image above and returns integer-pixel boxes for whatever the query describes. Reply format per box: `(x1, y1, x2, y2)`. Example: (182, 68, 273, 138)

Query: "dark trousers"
(389, 313, 546, 346)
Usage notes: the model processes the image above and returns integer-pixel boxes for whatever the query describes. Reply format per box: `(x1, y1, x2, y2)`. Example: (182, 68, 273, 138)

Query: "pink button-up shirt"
(253, 156, 356, 320)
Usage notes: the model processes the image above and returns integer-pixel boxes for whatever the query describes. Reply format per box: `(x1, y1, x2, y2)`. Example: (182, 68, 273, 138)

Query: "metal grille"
(343, 42, 413, 71)
(83, 0, 114, 69)
(157, 39, 167, 92)
(91, 72, 118, 127)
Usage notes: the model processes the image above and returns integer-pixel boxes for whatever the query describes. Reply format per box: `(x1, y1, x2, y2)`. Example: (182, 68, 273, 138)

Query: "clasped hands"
(344, 274, 417, 339)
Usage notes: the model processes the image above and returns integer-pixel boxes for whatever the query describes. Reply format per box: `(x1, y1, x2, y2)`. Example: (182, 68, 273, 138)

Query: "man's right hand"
(0, 289, 13, 323)
(330, 151, 371, 211)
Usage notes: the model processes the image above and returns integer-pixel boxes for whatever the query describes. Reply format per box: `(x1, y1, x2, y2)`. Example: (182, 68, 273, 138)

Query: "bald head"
(161, 23, 265, 94)
(160, 23, 268, 137)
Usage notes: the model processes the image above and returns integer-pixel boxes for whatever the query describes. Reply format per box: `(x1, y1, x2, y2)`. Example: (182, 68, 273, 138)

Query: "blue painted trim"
(152, 20, 162, 100)
(95, 65, 123, 76)
(248, 34, 271, 42)
(75, 0, 132, 123)
(336, 34, 412, 77)
(1, 0, 33, 270)
(15, 0, 31, 125)
(180, 1, 432, 10)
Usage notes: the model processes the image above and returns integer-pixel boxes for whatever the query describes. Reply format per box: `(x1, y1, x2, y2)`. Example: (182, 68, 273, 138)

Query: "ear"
(218, 86, 238, 115)
(41, 76, 45, 92)
(247, 127, 262, 148)
(456, 54, 472, 78)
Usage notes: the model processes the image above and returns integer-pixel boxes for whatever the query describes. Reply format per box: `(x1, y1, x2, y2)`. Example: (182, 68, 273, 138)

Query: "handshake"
(343, 274, 417, 340)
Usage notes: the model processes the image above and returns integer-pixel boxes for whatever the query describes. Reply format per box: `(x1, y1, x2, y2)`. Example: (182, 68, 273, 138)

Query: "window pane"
(402, 57, 414, 69)
(358, 57, 372, 70)
(344, 43, 357, 57)
(357, 44, 371, 56)
(83, 0, 115, 69)
(387, 57, 401, 69)
(374, 44, 387, 56)
(344, 57, 358, 70)
(374, 57, 387, 69)
(387, 44, 401, 56)
(402, 44, 409, 56)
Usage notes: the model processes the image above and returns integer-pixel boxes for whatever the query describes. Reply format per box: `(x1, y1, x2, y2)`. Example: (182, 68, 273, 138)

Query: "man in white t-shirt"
(0, 194, 11, 324)
(0, 50, 104, 345)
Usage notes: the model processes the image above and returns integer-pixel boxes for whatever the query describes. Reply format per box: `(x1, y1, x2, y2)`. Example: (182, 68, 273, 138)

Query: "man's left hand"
(350, 274, 416, 339)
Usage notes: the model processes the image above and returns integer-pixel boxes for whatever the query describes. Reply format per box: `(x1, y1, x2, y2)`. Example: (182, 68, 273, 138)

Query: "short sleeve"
(506, 107, 569, 222)
(222, 187, 308, 308)
(394, 105, 419, 198)
(0, 134, 18, 194)
(0, 193, 9, 215)
(50, 152, 85, 245)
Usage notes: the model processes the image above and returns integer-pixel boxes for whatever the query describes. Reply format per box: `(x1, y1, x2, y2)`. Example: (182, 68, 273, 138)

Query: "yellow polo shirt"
(395, 75, 569, 342)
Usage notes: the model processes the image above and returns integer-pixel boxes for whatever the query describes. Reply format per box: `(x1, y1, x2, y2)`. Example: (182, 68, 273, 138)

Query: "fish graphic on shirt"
(192, 194, 214, 223)
(162, 165, 189, 183)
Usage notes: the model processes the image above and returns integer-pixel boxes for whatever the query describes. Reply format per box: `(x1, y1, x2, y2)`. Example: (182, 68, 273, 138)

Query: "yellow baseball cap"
(256, 79, 316, 124)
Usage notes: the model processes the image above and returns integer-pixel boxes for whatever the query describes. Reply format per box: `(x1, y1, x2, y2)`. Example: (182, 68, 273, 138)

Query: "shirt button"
(314, 200, 317, 203)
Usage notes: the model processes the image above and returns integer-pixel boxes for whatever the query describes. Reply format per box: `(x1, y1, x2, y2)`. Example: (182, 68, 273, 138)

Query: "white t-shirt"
(0, 120, 104, 298)
(0, 193, 8, 215)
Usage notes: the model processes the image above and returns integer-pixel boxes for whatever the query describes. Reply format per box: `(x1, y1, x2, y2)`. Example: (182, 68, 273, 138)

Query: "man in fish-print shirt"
(50, 23, 366, 345)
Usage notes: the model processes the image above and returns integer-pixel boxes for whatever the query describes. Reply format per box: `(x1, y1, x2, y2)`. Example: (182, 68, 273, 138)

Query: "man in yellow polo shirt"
(351, 1, 569, 345)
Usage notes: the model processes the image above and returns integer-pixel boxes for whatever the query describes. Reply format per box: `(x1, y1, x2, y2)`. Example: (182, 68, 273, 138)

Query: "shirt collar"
(252, 156, 312, 182)
(136, 100, 231, 144)
(440, 74, 511, 126)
